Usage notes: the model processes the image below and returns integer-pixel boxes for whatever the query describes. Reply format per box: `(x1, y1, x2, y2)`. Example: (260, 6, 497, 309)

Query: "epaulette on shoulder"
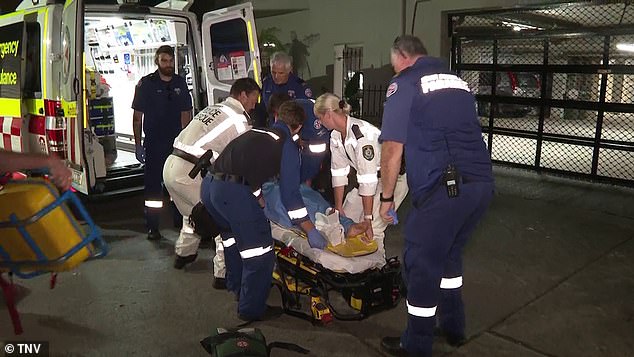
(351, 124, 364, 140)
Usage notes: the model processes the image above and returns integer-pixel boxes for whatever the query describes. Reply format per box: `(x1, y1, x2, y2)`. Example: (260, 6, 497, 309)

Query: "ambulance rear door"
(200, 2, 261, 105)
(61, 0, 89, 194)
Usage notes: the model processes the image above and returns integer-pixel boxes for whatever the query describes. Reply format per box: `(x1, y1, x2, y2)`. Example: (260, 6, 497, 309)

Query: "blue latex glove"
(387, 208, 399, 225)
(135, 144, 145, 163)
(307, 227, 327, 250)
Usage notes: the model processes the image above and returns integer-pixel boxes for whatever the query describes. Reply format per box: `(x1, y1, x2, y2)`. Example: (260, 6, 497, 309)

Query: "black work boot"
(147, 229, 162, 241)
(380, 337, 409, 357)
(212, 277, 226, 290)
(434, 327, 466, 347)
(173, 254, 197, 269)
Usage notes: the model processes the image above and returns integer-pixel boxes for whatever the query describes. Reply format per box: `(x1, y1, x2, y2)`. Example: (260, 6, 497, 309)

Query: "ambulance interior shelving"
(84, 15, 195, 170)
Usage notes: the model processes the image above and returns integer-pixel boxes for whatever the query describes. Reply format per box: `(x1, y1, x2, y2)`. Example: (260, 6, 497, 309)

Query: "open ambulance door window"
(201, 2, 261, 105)
(62, 0, 90, 194)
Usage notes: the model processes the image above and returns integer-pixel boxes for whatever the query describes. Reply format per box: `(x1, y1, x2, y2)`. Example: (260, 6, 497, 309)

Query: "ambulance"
(0, 0, 261, 195)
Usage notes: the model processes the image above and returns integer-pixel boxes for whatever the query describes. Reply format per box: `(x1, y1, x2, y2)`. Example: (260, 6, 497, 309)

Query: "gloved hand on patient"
(316, 209, 372, 245)
(307, 227, 328, 250)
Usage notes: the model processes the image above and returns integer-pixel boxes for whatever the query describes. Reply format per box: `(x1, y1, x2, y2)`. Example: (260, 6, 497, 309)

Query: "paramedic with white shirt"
(163, 78, 260, 285)
(312, 93, 408, 245)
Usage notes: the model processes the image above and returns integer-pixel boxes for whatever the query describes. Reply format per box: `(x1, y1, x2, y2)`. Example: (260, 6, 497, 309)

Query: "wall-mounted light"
(616, 43, 634, 52)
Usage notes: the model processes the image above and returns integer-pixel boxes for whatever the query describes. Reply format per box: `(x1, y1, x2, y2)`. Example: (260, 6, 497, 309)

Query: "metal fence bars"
(449, 1, 634, 185)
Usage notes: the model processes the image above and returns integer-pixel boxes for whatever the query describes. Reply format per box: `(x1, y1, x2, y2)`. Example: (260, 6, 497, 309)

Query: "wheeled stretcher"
(0, 179, 109, 334)
(270, 223, 403, 324)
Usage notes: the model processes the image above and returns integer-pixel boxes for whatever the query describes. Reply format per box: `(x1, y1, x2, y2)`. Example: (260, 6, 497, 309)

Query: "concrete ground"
(1, 166, 633, 356)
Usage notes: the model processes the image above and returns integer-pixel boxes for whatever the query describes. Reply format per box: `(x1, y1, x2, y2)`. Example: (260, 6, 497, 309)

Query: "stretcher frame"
(272, 241, 403, 324)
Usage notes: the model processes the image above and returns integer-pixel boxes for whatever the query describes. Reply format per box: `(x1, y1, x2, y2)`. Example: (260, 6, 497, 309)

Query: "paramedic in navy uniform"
(378, 35, 494, 357)
(267, 96, 329, 184)
(294, 99, 331, 184)
(254, 51, 313, 127)
(132, 45, 193, 241)
(201, 101, 327, 321)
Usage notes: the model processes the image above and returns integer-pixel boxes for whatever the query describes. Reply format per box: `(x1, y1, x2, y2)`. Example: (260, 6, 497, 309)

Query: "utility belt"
(212, 172, 262, 198)
(212, 172, 250, 186)
(411, 167, 484, 209)
(171, 147, 198, 165)
(171, 148, 215, 179)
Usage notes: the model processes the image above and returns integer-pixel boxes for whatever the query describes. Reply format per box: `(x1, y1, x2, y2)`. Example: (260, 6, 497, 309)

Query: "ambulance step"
(95, 168, 144, 195)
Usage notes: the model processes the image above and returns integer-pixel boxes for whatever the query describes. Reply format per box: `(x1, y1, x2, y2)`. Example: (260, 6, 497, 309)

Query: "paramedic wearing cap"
(200, 101, 325, 321)
(133, 45, 192, 241)
(378, 35, 494, 357)
(163, 78, 260, 275)
(313, 93, 408, 245)
(255, 52, 313, 127)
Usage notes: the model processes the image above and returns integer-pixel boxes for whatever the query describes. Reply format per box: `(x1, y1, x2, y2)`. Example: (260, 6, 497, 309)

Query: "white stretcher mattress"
(270, 223, 387, 274)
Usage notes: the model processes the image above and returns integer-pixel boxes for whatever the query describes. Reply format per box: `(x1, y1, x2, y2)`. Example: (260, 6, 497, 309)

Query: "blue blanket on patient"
(262, 182, 354, 233)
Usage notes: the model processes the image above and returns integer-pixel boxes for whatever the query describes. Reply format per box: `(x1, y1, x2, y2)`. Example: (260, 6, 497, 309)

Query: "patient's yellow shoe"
(327, 234, 378, 257)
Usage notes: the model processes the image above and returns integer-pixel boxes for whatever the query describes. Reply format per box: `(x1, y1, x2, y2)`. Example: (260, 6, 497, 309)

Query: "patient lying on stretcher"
(262, 183, 383, 261)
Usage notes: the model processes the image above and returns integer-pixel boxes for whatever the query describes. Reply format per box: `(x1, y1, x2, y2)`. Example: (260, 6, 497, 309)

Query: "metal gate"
(449, 1, 634, 185)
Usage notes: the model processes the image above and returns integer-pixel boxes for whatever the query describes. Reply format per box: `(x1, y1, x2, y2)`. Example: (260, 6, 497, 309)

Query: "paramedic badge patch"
(314, 119, 322, 130)
(386, 82, 398, 98)
(362, 145, 374, 161)
(305, 87, 313, 98)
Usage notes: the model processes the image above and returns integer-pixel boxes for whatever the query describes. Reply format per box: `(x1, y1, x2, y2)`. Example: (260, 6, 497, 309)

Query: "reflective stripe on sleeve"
(292, 134, 300, 142)
(309, 143, 327, 153)
(331, 166, 350, 177)
(288, 207, 308, 220)
(357, 173, 378, 184)
(252, 188, 262, 197)
(223, 238, 236, 248)
(240, 245, 273, 259)
(251, 128, 280, 140)
(406, 300, 437, 317)
(145, 200, 163, 208)
(440, 276, 463, 289)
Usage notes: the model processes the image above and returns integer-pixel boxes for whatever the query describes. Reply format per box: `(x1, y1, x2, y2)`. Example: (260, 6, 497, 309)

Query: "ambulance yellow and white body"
(0, 0, 261, 195)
